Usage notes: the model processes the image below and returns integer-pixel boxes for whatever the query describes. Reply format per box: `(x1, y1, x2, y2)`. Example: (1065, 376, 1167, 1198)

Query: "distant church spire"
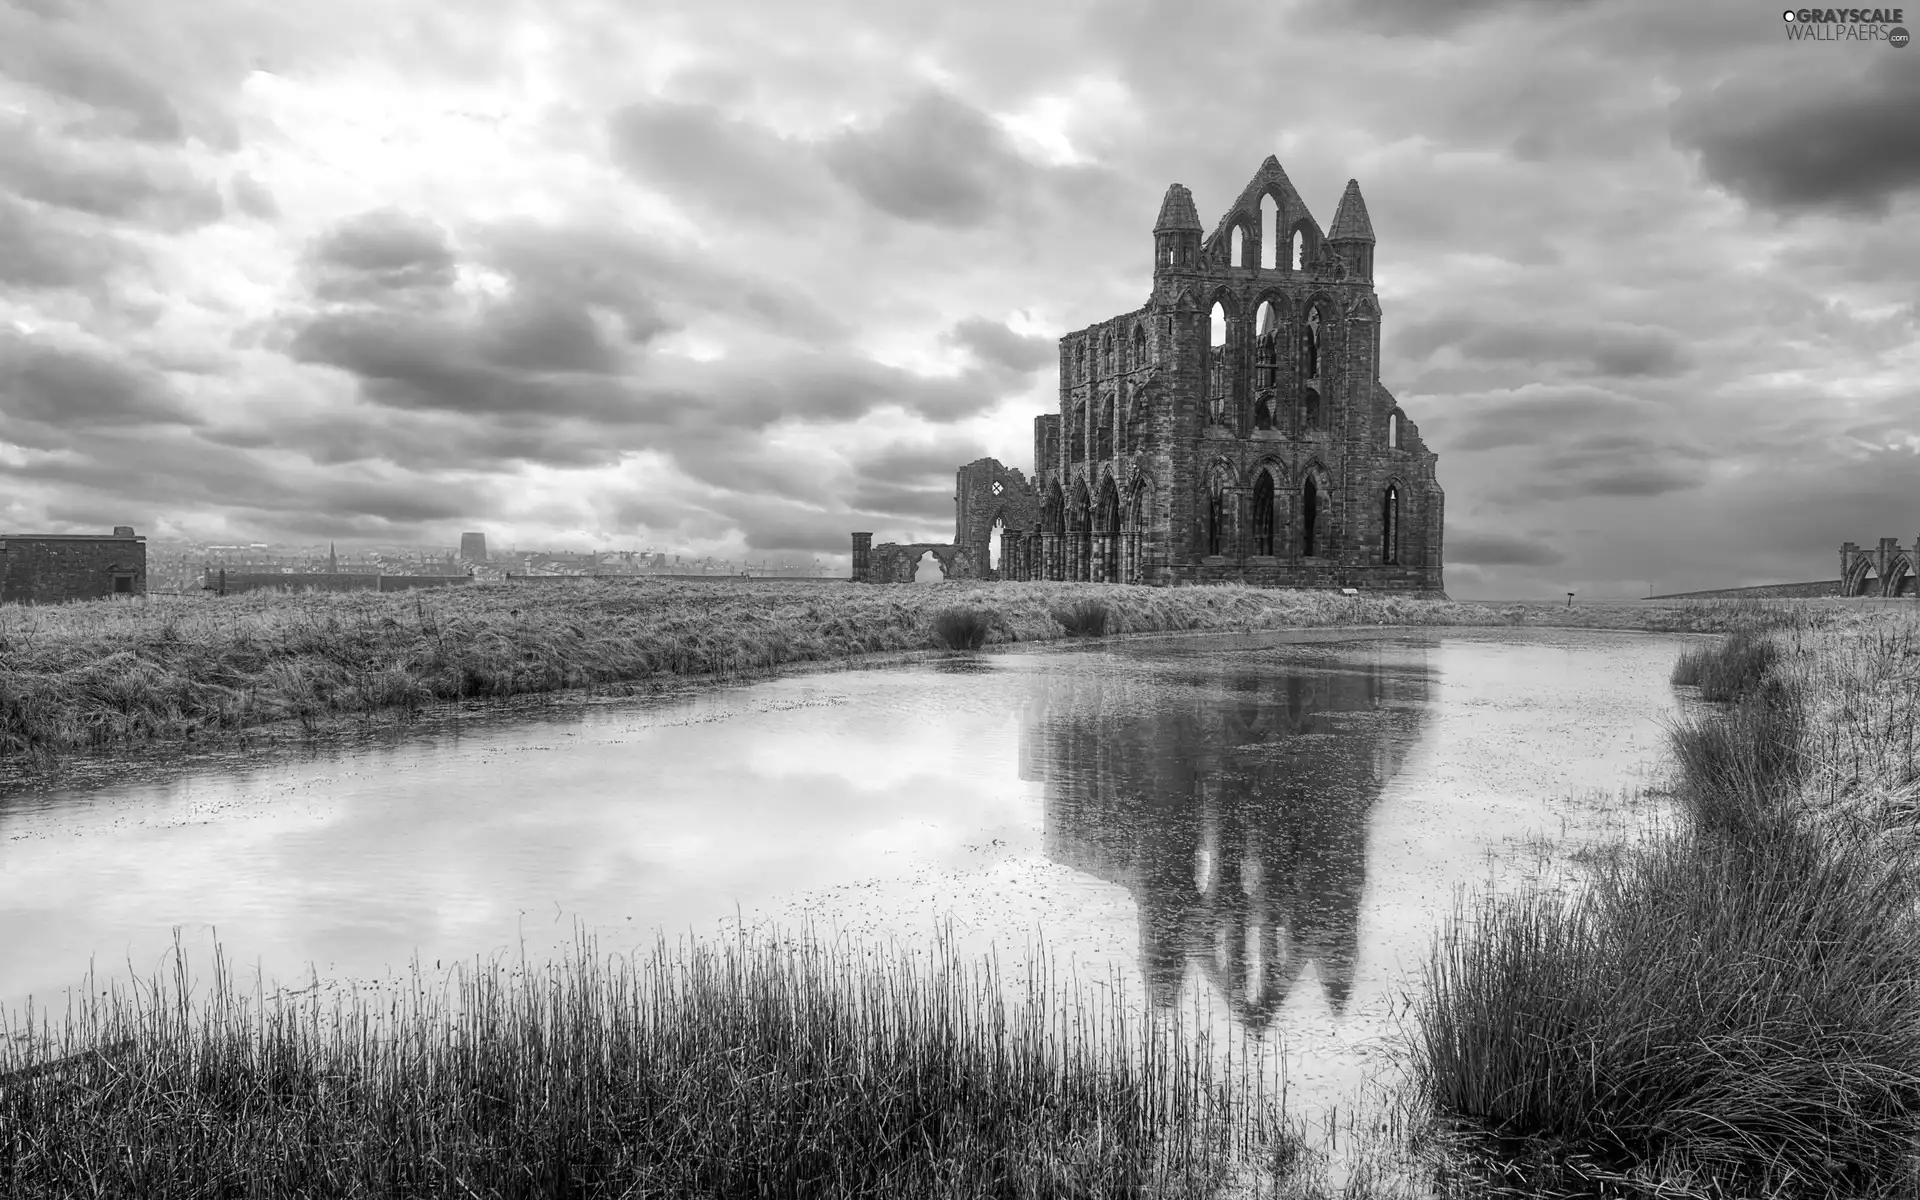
(328, 542, 337, 573)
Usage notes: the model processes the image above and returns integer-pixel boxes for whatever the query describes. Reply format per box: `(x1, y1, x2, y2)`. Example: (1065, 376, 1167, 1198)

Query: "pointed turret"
(1327, 179, 1375, 242)
(327, 542, 337, 573)
(1327, 179, 1376, 282)
(1153, 183, 1202, 234)
(1152, 182, 1204, 280)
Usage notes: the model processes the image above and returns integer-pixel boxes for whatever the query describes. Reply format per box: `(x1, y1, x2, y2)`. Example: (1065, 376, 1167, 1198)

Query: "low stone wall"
(503, 574, 844, 584)
(207, 572, 472, 595)
(1649, 580, 1844, 600)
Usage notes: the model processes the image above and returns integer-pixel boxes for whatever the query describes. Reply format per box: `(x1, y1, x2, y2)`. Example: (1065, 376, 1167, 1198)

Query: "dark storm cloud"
(607, 99, 835, 217)
(0, 17, 185, 143)
(1672, 55, 1920, 217)
(309, 208, 459, 297)
(230, 172, 279, 220)
(287, 302, 637, 421)
(821, 89, 1036, 228)
(1304, 0, 1596, 34)
(1447, 529, 1564, 567)
(846, 482, 955, 522)
(1514, 460, 1704, 502)
(479, 220, 838, 345)
(848, 440, 992, 486)
(738, 509, 866, 555)
(944, 317, 1054, 374)
(202, 405, 633, 473)
(1444, 388, 1657, 454)
(0, 194, 144, 289)
(1398, 315, 1690, 379)
(0, 120, 223, 231)
(0, 332, 199, 430)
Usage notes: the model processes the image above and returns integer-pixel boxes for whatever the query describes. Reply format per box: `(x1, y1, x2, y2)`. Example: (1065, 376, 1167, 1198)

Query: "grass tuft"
(931, 605, 994, 650)
(1671, 631, 1780, 701)
(1053, 598, 1113, 637)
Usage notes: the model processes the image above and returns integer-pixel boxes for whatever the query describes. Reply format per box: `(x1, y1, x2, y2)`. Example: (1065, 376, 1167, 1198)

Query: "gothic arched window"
(1302, 475, 1320, 558)
(1304, 306, 1323, 380)
(1253, 472, 1275, 556)
(1255, 301, 1279, 390)
(1097, 394, 1114, 461)
(1207, 303, 1229, 423)
(1206, 470, 1227, 557)
(1383, 484, 1401, 565)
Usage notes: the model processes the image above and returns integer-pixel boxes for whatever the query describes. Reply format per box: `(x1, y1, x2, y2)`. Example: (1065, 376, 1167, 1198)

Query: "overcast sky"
(0, 0, 1913, 597)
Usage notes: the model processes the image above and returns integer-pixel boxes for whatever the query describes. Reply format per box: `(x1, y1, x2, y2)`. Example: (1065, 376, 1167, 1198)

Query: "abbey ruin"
(853, 156, 1444, 592)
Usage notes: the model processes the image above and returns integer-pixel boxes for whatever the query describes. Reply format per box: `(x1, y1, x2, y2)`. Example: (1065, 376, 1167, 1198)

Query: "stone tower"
(459, 532, 488, 563)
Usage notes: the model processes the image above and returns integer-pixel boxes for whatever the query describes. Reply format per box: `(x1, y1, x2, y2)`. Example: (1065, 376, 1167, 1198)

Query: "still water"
(1, 627, 1693, 1132)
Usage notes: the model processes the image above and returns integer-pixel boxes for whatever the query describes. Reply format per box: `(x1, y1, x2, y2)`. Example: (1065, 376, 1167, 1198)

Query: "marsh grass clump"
(1414, 821, 1920, 1199)
(1667, 680, 1804, 845)
(1053, 598, 1113, 637)
(1670, 630, 1780, 701)
(1, 930, 1302, 1199)
(931, 605, 993, 650)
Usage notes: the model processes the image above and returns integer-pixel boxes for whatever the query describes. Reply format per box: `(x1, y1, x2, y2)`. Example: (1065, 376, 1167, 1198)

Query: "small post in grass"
(1566, 591, 1575, 608)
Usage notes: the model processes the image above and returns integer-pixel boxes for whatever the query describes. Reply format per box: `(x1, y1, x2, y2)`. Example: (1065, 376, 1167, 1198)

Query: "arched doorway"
(913, 550, 943, 584)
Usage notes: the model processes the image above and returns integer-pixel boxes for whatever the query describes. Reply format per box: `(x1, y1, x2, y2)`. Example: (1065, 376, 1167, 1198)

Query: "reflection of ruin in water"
(1022, 643, 1432, 1028)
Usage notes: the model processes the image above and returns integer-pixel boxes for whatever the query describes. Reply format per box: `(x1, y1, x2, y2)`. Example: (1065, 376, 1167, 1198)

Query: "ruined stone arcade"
(852, 156, 1445, 593)
(1840, 539, 1920, 597)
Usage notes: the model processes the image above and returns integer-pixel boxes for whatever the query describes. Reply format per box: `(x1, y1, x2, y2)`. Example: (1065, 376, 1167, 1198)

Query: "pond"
(0, 626, 1694, 1161)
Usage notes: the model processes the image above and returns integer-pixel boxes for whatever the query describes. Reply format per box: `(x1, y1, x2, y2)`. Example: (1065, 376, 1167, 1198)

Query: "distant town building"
(460, 532, 489, 562)
(0, 526, 146, 604)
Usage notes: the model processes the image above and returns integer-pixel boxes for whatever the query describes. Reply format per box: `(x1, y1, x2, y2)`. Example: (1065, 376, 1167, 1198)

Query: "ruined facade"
(0, 527, 146, 604)
(1840, 538, 1919, 596)
(853, 156, 1445, 592)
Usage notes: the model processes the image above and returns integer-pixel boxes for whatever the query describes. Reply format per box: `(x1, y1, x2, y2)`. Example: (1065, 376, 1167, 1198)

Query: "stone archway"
(913, 550, 945, 584)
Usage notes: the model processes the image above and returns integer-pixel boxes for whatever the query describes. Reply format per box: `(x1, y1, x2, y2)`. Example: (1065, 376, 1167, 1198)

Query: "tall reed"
(1, 928, 1303, 1198)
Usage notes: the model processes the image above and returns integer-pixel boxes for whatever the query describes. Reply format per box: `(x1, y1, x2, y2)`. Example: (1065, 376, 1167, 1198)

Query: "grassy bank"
(1414, 605, 1920, 1198)
(0, 580, 1862, 762)
(1, 929, 1299, 1199)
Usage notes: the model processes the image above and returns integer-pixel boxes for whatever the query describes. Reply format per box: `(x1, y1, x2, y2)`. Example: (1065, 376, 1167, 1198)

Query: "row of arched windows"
(1224, 197, 1310, 270)
(1070, 324, 1152, 383)
(1202, 473, 1405, 564)
(1209, 298, 1330, 430)
(1069, 389, 1154, 463)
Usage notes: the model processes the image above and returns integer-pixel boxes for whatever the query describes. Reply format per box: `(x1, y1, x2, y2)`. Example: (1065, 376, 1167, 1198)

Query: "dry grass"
(1, 927, 1305, 1199)
(0, 583, 1863, 763)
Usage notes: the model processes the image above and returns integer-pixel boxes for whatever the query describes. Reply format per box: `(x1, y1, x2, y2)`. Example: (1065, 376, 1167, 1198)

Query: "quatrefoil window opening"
(991, 480, 1004, 495)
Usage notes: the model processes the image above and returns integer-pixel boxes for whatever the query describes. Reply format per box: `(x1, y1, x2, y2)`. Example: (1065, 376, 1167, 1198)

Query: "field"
(0, 578, 1886, 762)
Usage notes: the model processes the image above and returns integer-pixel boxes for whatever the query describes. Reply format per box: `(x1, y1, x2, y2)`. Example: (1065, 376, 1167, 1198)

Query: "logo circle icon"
(1783, 8, 1796, 17)
(1892, 25, 1911, 46)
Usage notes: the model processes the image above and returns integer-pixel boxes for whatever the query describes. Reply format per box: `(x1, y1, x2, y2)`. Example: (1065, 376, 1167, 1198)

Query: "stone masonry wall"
(0, 536, 146, 604)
